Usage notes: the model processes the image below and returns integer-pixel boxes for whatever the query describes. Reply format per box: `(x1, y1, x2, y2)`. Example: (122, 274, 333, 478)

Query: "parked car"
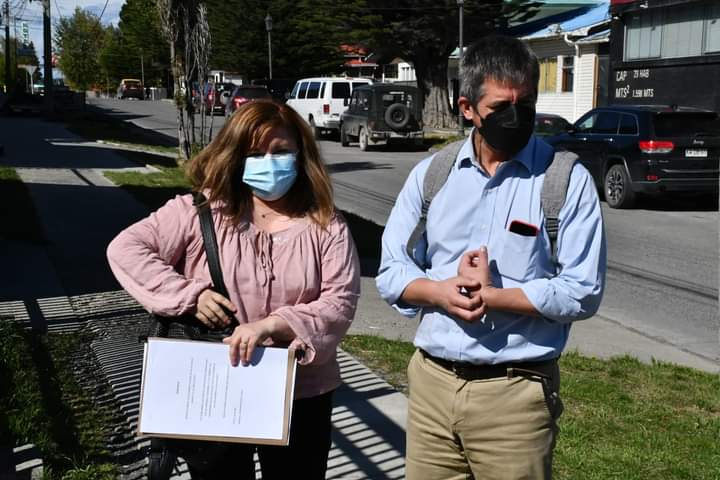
(117, 79, 144, 100)
(545, 105, 720, 208)
(534, 113, 572, 137)
(224, 85, 272, 117)
(340, 84, 423, 151)
(286, 77, 373, 138)
(202, 82, 236, 115)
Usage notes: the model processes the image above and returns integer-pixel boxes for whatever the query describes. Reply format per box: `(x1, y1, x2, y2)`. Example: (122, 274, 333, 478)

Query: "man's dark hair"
(460, 34, 539, 105)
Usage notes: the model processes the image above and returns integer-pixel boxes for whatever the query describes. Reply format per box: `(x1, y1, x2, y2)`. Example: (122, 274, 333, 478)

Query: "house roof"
(521, 1, 610, 39)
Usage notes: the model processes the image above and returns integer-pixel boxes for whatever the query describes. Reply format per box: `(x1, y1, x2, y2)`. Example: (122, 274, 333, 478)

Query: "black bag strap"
(193, 192, 230, 300)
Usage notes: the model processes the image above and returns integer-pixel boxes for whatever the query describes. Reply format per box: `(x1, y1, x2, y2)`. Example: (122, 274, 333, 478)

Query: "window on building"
(538, 57, 557, 93)
(561, 56, 574, 92)
(661, 8, 704, 58)
(705, 4, 720, 53)
(384, 64, 398, 79)
(626, 2, 720, 60)
(625, 10, 662, 60)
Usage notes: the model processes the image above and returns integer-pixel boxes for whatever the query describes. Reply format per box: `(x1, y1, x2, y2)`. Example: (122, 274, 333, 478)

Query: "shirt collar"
(456, 128, 539, 173)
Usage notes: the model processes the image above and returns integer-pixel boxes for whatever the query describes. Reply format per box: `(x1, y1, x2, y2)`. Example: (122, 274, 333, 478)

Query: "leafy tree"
(205, 0, 377, 81)
(366, 0, 541, 128)
(98, 27, 137, 91)
(55, 8, 105, 91)
(116, 0, 169, 86)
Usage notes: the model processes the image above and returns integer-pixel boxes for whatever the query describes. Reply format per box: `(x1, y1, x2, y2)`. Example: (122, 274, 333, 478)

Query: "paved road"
(87, 98, 720, 370)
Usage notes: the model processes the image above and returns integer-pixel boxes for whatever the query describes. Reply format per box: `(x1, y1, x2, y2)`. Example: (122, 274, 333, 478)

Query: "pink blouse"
(107, 194, 361, 399)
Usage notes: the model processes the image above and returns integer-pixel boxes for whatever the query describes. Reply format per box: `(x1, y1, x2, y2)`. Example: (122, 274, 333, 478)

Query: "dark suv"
(547, 106, 720, 208)
(340, 84, 423, 151)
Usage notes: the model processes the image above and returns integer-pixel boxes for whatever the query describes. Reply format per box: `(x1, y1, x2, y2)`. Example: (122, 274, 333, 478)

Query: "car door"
(344, 91, 360, 135)
(588, 111, 621, 183)
(558, 111, 615, 187)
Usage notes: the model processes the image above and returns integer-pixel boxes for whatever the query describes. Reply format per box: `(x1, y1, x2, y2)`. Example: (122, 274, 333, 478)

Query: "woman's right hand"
(195, 289, 237, 328)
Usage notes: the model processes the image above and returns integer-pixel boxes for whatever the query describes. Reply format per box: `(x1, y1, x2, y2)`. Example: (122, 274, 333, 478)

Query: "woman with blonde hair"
(107, 100, 360, 479)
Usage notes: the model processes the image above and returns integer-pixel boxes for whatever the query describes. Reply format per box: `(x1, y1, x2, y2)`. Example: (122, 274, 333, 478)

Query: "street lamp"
(265, 13, 273, 81)
(457, 0, 464, 137)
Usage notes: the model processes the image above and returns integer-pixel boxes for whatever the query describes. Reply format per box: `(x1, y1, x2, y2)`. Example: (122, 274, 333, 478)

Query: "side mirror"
(344, 98, 350, 107)
(284, 92, 291, 100)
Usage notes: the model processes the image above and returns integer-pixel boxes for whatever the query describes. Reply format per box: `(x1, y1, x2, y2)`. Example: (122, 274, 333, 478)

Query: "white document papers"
(138, 338, 297, 445)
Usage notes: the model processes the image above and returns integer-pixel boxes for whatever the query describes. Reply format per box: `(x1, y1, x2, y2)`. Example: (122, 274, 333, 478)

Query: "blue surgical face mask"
(241, 152, 298, 201)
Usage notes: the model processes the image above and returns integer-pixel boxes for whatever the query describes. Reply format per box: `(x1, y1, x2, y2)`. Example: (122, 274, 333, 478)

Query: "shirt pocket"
(498, 229, 539, 282)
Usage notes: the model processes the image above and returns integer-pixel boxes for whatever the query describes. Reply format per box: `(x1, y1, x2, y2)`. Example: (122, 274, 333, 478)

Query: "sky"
(11, 0, 125, 69)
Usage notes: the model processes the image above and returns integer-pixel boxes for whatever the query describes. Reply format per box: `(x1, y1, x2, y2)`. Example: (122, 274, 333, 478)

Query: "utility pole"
(42, 0, 52, 110)
(3, 0, 10, 93)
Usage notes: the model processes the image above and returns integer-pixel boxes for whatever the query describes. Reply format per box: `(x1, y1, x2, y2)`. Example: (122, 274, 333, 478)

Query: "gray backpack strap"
(406, 140, 466, 267)
(541, 150, 578, 269)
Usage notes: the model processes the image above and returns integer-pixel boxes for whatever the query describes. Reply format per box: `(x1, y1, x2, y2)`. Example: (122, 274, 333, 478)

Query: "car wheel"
(340, 124, 349, 147)
(359, 128, 370, 151)
(604, 164, 635, 209)
(309, 117, 321, 140)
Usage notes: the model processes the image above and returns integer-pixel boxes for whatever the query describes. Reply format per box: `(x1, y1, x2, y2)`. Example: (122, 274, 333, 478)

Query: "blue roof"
(522, 1, 610, 39)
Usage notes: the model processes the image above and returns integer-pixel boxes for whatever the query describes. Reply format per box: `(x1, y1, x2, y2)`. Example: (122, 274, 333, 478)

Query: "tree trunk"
(170, 43, 190, 161)
(414, 57, 457, 129)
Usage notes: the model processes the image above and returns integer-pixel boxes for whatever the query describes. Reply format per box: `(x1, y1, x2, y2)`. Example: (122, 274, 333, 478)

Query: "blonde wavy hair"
(186, 100, 334, 228)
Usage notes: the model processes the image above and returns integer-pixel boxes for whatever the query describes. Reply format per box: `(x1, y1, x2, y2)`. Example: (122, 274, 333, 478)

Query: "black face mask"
(477, 103, 536, 156)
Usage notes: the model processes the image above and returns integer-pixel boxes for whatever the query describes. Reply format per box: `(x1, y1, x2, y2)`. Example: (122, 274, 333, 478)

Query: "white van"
(286, 77, 373, 137)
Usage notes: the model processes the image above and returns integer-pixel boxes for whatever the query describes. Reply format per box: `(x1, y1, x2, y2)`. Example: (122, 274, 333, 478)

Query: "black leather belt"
(419, 349, 557, 381)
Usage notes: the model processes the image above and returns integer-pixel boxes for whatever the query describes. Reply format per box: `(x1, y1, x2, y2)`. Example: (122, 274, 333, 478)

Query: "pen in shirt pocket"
(508, 219, 539, 237)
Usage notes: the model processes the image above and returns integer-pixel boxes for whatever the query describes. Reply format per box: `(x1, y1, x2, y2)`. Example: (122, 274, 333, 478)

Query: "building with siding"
(608, 0, 720, 112)
(518, 1, 611, 122)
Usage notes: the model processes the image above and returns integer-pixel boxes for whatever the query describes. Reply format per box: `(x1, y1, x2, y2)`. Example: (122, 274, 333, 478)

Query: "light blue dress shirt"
(376, 132, 607, 364)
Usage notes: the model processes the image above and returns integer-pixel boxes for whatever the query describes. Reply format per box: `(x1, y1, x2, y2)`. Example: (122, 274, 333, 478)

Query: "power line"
(98, 0, 110, 22)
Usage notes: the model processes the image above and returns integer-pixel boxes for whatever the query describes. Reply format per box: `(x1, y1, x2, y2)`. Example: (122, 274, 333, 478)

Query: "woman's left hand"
(222, 317, 276, 367)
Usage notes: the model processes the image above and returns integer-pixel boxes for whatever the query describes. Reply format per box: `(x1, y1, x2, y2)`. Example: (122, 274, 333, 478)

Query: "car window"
(298, 82, 309, 99)
(352, 82, 370, 91)
(331, 82, 351, 99)
(592, 112, 620, 134)
(319, 82, 326, 99)
(575, 113, 596, 133)
(653, 113, 720, 136)
(535, 116, 571, 136)
(307, 82, 321, 99)
(357, 91, 370, 110)
(618, 114, 639, 135)
(289, 83, 300, 99)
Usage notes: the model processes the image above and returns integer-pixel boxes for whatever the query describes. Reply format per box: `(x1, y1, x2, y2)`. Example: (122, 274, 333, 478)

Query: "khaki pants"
(406, 350, 563, 480)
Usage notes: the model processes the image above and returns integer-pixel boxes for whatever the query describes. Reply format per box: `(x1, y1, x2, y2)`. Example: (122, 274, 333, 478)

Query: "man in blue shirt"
(376, 35, 606, 479)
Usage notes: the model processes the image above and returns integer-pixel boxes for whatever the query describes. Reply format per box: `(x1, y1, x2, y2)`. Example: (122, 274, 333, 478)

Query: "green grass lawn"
(0, 322, 118, 479)
(341, 335, 720, 480)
